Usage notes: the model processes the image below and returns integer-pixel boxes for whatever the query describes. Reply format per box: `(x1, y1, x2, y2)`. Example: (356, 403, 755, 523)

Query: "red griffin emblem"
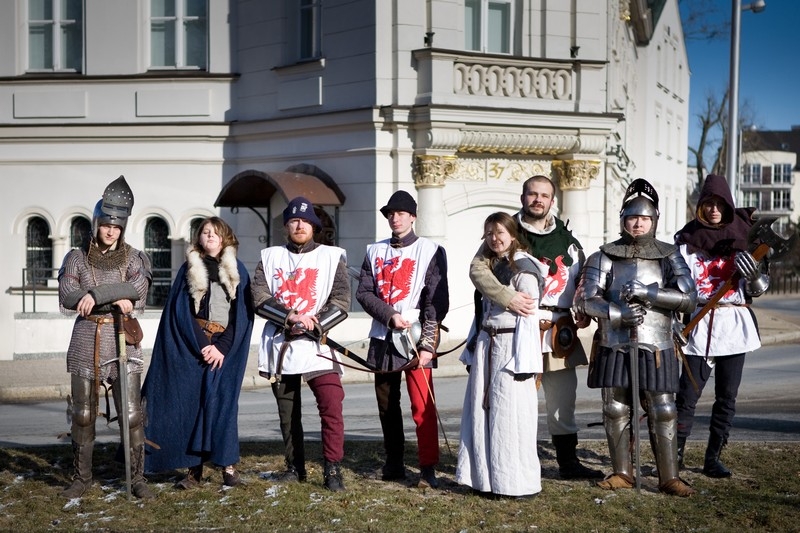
(695, 256, 736, 299)
(374, 256, 416, 305)
(273, 267, 318, 314)
(541, 255, 568, 298)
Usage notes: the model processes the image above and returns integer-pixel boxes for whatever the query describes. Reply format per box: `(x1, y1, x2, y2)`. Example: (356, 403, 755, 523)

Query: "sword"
(112, 310, 133, 500)
(629, 326, 642, 495)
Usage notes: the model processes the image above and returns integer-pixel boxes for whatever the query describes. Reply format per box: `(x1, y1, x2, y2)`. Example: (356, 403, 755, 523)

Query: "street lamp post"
(726, 0, 765, 201)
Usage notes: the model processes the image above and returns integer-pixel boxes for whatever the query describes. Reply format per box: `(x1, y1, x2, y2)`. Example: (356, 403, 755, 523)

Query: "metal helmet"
(92, 175, 134, 236)
(619, 178, 659, 237)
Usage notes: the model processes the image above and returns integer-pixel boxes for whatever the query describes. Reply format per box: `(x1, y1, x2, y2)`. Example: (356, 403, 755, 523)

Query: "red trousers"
(375, 367, 439, 467)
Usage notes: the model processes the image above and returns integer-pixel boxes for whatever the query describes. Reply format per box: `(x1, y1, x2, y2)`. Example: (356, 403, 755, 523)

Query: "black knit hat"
(283, 196, 322, 228)
(380, 190, 417, 218)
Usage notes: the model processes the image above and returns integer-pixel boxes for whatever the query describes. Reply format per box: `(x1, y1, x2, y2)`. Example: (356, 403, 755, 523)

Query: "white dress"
(456, 252, 545, 497)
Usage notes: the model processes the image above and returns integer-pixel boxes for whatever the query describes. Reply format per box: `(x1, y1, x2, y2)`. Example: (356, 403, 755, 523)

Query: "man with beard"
(252, 196, 350, 491)
(469, 174, 602, 480)
(58, 176, 154, 499)
(574, 179, 697, 496)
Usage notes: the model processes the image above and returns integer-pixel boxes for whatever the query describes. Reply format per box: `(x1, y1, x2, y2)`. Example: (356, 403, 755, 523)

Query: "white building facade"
(1, 0, 689, 361)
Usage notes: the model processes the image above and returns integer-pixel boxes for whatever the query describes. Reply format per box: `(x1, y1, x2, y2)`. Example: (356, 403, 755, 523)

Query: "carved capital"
(414, 155, 457, 188)
(551, 159, 601, 190)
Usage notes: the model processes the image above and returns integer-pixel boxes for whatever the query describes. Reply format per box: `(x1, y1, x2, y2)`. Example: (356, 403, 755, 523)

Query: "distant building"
(1, 0, 689, 361)
(740, 127, 800, 232)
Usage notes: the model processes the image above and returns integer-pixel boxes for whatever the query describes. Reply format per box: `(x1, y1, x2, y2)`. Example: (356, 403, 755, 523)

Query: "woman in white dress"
(456, 212, 547, 498)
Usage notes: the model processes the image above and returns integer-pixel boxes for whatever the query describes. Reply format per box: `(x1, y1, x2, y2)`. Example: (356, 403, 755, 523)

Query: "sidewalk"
(2, 302, 798, 403)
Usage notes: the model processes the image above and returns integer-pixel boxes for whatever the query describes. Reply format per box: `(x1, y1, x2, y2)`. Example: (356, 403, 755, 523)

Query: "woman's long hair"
(482, 212, 525, 269)
(192, 216, 239, 257)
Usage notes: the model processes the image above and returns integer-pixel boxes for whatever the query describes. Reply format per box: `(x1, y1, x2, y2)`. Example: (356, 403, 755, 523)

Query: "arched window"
(145, 216, 171, 307)
(70, 216, 92, 249)
(26, 216, 53, 286)
(189, 217, 205, 243)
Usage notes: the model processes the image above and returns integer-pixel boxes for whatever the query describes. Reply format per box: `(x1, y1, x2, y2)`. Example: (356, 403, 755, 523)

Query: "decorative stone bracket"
(413, 155, 458, 188)
(551, 159, 601, 190)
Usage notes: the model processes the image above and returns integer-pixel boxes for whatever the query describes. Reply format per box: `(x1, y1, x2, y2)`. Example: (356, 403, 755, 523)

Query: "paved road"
(2, 341, 798, 448)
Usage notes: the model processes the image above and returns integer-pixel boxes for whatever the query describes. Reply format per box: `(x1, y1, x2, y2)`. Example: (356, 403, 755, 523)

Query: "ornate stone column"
(550, 159, 601, 238)
(413, 155, 456, 242)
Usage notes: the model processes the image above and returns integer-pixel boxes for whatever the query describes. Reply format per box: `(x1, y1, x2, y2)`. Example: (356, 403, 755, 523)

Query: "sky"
(681, 0, 800, 151)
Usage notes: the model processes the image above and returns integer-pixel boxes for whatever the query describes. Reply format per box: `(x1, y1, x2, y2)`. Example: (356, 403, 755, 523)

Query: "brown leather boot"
(61, 441, 93, 499)
(126, 444, 154, 499)
(175, 464, 204, 490)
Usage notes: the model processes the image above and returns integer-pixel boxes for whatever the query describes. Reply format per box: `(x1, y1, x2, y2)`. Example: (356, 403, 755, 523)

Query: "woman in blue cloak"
(142, 216, 254, 488)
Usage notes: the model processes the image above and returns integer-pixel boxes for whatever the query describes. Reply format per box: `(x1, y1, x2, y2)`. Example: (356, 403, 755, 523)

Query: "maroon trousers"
(272, 372, 345, 465)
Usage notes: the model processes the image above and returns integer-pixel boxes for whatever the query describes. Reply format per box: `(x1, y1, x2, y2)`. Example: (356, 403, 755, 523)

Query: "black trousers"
(676, 353, 745, 442)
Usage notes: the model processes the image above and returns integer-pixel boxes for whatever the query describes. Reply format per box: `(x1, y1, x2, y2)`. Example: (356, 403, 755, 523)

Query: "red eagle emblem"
(273, 267, 318, 314)
(695, 257, 736, 299)
(541, 255, 569, 298)
(375, 256, 416, 305)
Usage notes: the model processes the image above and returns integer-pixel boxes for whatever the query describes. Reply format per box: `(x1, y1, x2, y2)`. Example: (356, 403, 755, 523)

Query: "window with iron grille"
(150, 0, 208, 69)
(145, 217, 172, 307)
(26, 216, 53, 286)
(70, 216, 91, 250)
(28, 0, 83, 72)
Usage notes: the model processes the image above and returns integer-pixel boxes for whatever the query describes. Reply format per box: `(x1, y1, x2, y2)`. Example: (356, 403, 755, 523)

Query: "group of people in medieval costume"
(58, 171, 768, 500)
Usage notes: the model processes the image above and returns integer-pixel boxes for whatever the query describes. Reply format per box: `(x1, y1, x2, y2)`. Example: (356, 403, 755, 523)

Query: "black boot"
(552, 434, 604, 480)
(703, 434, 732, 478)
(323, 460, 345, 492)
(677, 436, 687, 470)
(61, 441, 93, 498)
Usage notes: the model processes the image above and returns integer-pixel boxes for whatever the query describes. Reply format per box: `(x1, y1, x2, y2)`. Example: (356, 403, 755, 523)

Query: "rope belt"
(195, 318, 226, 341)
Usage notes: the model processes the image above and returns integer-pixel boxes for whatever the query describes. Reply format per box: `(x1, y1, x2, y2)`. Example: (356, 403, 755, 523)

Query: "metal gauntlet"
(746, 273, 769, 297)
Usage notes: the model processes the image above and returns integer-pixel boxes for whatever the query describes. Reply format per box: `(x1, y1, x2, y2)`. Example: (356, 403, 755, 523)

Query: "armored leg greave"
(643, 391, 679, 484)
(602, 387, 633, 478)
(69, 374, 97, 445)
(62, 375, 97, 498)
(111, 371, 146, 453)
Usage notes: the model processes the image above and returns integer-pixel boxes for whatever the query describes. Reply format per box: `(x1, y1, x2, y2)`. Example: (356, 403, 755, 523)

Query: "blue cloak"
(142, 259, 254, 472)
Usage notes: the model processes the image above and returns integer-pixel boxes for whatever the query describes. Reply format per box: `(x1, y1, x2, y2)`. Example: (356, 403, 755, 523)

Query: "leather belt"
(195, 318, 226, 340)
(86, 314, 133, 324)
(481, 325, 516, 336)
(539, 305, 571, 313)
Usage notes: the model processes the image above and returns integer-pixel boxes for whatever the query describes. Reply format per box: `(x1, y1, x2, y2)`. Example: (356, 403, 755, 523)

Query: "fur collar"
(186, 246, 240, 313)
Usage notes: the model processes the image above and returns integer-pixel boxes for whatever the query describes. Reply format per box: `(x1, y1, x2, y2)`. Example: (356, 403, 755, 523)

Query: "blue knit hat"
(283, 196, 322, 228)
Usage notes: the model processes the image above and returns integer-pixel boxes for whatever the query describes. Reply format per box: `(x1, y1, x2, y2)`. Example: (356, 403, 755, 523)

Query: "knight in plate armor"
(574, 179, 697, 496)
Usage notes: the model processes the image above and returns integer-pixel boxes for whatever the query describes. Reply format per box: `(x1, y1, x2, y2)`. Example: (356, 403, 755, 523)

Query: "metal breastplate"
(599, 256, 674, 350)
